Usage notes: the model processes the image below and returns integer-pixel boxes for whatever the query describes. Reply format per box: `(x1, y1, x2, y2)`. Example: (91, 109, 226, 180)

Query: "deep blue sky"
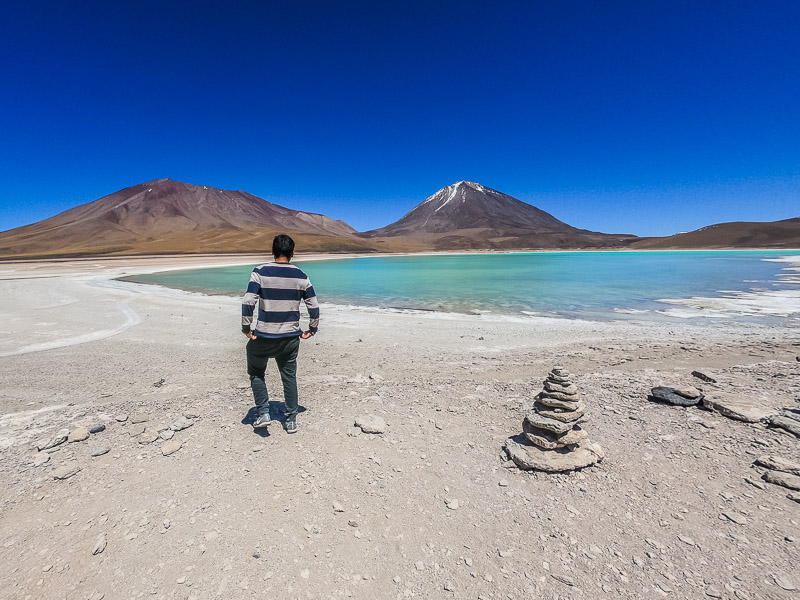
(1, 1, 798, 236)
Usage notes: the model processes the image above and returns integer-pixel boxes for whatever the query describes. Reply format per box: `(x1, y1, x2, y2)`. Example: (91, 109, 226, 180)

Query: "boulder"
(701, 395, 775, 423)
(505, 434, 603, 472)
(354, 415, 386, 434)
(649, 386, 703, 407)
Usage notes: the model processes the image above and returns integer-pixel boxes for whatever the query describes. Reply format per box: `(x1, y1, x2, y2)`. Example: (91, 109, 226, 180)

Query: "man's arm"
(242, 270, 260, 337)
(302, 280, 320, 337)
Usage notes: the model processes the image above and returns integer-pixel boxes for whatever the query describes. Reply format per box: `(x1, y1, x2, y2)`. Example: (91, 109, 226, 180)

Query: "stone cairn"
(504, 366, 604, 472)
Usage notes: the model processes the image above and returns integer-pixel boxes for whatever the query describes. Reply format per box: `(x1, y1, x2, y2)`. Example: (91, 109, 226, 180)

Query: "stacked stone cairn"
(504, 366, 604, 472)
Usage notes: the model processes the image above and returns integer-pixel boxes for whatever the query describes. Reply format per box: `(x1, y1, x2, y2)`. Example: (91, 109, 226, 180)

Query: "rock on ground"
(702, 395, 776, 422)
(354, 415, 386, 434)
(762, 470, 800, 491)
(161, 440, 182, 456)
(504, 434, 604, 472)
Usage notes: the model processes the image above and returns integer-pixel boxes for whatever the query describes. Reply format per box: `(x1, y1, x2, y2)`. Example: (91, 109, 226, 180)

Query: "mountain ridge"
(0, 179, 797, 258)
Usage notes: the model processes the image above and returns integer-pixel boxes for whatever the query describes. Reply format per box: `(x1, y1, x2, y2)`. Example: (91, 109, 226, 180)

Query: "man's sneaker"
(253, 413, 272, 429)
(284, 419, 297, 434)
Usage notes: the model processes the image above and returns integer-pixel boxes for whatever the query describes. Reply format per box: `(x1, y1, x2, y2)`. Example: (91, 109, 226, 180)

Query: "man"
(242, 234, 319, 433)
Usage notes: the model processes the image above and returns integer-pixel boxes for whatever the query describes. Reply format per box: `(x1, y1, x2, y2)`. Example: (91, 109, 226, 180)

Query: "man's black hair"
(272, 234, 295, 259)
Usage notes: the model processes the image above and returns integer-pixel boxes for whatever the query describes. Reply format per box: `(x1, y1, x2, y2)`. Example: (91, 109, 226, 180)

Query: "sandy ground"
(0, 255, 799, 600)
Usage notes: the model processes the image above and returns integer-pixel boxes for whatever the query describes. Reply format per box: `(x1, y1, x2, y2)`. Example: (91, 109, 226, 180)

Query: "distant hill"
(0, 179, 372, 258)
(632, 217, 800, 249)
(361, 181, 637, 250)
(4, 178, 793, 259)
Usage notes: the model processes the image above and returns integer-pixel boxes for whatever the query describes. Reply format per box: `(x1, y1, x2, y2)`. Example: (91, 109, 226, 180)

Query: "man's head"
(272, 234, 295, 260)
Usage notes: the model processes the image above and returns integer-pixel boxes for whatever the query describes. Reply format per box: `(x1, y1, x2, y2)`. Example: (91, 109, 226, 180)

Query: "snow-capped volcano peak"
(365, 180, 580, 237)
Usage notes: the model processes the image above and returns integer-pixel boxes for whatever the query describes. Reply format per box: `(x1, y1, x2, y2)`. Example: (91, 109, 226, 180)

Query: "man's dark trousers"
(246, 336, 300, 419)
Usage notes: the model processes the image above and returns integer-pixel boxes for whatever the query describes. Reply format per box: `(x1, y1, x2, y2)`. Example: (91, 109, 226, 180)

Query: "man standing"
(242, 234, 319, 433)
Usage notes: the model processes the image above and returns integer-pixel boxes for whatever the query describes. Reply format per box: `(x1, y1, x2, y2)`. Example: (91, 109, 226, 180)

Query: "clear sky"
(1, 1, 798, 236)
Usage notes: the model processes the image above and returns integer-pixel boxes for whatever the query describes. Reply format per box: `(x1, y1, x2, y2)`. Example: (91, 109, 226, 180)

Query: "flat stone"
(534, 402, 586, 422)
(91, 446, 110, 457)
(171, 416, 194, 431)
(539, 389, 581, 403)
(52, 464, 81, 480)
(524, 412, 579, 435)
(36, 430, 69, 451)
(755, 455, 800, 476)
(537, 393, 582, 409)
(161, 440, 182, 456)
(114, 414, 128, 422)
(505, 434, 603, 472)
(548, 371, 571, 382)
(649, 386, 703, 407)
(92, 533, 107, 555)
(702, 395, 775, 423)
(33, 454, 50, 467)
(68, 427, 90, 443)
(524, 425, 589, 450)
(720, 512, 747, 525)
(772, 574, 797, 592)
(691, 371, 716, 383)
(139, 431, 159, 444)
(89, 424, 106, 434)
(763, 470, 800, 491)
(769, 416, 800, 437)
(159, 429, 174, 440)
(354, 415, 386, 434)
(128, 424, 146, 437)
(675, 386, 702, 399)
(544, 380, 578, 395)
(130, 413, 149, 424)
(788, 492, 800, 503)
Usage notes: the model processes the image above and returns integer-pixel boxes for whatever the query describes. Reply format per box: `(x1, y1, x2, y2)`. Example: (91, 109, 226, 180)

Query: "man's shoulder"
(253, 262, 309, 280)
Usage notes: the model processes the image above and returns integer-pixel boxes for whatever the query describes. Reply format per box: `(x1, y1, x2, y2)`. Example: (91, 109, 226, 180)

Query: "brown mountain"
(0, 179, 372, 258)
(361, 181, 637, 250)
(632, 217, 800, 249)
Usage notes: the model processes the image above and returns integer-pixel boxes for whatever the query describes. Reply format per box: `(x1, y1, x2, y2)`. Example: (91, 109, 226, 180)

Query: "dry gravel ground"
(0, 258, 798, 600)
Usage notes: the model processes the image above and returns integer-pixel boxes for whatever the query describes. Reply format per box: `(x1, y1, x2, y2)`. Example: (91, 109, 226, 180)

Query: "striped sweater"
(242, 261, 320, 338)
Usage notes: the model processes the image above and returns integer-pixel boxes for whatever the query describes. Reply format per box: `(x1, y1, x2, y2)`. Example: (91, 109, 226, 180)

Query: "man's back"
(242, 261, 320, 338)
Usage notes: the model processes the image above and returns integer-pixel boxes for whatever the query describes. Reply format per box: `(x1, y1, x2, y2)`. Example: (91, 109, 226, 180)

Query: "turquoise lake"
(123, 251, 800, 321)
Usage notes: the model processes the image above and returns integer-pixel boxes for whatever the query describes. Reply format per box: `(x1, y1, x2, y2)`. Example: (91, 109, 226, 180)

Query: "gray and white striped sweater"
(242, 262, 319, 338)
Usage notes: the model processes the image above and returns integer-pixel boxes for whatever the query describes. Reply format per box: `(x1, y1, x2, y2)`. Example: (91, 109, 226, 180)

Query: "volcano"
(0, 179, 371, 258)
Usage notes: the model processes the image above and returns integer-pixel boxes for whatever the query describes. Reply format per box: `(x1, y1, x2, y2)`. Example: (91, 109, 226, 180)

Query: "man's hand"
(300, 331, 312, 339)
(246, 331, 258, 340)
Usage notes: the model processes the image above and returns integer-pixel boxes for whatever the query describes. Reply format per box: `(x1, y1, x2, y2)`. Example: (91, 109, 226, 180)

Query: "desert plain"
(0, 254, 798, 600)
